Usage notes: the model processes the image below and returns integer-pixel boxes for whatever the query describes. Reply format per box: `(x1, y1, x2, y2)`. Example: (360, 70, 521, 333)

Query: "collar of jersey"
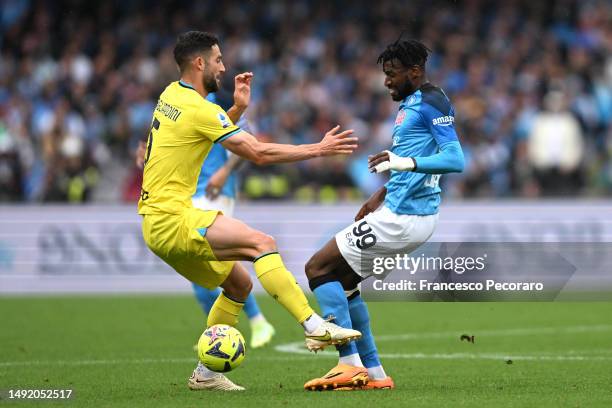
(178, 80, 196, 90)
(401, 90, 420, 107)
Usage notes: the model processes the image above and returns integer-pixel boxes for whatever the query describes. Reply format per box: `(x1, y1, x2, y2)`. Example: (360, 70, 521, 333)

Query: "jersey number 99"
(353, 220, 377, 250)
(424, 174, 440, 188)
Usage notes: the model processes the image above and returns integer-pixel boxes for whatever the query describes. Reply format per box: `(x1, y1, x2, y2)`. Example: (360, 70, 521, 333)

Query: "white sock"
(367, 365, 387, 380)
(338, 353, 364, 367)
(196, 361, 217, 379)
(302, 313, 324, 333)
(249, 313, 266, 326)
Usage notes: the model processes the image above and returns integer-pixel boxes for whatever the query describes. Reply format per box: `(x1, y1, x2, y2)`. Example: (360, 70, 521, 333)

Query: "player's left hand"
(233, 72, 253, 110)
(368, 150, 415, 173)
(205, 166, 230, 199)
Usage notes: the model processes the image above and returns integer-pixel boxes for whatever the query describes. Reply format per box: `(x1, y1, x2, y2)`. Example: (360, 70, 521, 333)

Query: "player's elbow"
(230, 141, 268, 166)
(450, 151, 465, 173)
(251, 154, 270, 166)
(250, 144, 273, 166)
(444, 143, 465, 173)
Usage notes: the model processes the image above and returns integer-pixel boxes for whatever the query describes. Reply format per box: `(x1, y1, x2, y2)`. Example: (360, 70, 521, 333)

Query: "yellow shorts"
(141, 207, 234, 289)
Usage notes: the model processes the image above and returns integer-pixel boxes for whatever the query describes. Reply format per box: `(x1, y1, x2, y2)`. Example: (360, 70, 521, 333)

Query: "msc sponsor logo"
(432, 116, 454, 126)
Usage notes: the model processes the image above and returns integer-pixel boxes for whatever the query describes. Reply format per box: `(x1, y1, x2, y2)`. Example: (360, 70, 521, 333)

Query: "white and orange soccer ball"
(197, 324, 246, 372)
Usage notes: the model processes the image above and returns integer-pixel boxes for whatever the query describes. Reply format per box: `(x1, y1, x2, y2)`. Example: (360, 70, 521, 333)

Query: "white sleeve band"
(373, 150, 415, 173)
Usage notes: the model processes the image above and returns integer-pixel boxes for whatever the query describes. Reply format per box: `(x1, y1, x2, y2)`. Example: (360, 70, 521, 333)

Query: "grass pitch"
(1, 296, 611, 407)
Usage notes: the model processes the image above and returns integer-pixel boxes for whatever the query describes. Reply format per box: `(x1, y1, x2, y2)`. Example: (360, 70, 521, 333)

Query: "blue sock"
(243, 293, 262, 319)
(312, 281, 358, 358)
(348, 293, 381, 368)
(192, 284, 221, 315)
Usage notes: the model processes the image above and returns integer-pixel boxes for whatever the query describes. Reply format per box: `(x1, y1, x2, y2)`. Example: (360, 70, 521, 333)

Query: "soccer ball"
(197, 324, 246, 372)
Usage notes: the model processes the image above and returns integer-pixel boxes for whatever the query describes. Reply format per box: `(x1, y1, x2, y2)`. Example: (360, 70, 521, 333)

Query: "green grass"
(1, 296, 611, 407)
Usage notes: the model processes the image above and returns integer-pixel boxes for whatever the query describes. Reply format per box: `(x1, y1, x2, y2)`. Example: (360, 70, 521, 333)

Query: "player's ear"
(409, 65, 422, 79)
(194, 55, 205, 72)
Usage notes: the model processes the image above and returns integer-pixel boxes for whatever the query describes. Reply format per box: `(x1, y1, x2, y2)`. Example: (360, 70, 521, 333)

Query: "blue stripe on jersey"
(214, 128, 241, 144)
(384, 83, 463, 215)
(194, 92, 237, 199)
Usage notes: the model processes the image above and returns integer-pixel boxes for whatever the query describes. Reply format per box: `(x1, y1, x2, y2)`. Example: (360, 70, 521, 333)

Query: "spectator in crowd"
(526, 90, 584, 195)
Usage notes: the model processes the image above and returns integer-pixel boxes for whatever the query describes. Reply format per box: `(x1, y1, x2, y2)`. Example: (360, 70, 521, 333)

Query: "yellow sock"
(207, 292, 244, 327)
(253, 252, 314, 323)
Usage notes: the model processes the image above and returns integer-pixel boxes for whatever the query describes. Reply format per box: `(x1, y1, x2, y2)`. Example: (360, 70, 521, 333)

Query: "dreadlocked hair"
(377, 39, 431, 68)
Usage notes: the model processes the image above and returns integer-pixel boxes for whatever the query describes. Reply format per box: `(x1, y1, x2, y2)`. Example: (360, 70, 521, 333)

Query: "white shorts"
(191, 195, 235, 217)
(335, 205, 438, 279)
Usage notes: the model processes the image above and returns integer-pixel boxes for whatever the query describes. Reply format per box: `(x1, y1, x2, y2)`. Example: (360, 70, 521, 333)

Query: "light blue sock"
(243, 293, 261, 319)
(312, 281, 359, 358)
(348, 293, 381, 368)
(192, 284, 221, 315)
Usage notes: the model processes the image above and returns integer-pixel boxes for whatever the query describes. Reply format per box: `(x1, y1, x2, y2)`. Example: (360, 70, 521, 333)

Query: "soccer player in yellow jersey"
(138, 31, 361, 391)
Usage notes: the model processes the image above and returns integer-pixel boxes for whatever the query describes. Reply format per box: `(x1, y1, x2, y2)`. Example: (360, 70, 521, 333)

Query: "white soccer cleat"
(305, 320, 362, 352)
(188, 369, 245, 391)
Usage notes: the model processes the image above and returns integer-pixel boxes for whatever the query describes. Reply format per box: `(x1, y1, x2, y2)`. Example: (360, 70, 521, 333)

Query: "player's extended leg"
(304, 238, 393, 390)
(205, 214, 361, 348)
(303, 238, 368, 390)
(345, 285, 394, 390)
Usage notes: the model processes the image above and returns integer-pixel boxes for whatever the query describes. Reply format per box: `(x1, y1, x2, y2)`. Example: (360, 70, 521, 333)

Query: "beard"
(393, 82, 417, 101)
(203, 72, 219, 93)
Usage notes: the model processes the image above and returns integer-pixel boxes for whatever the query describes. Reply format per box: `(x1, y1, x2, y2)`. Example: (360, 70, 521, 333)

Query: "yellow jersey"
(137, 81, 241, 215)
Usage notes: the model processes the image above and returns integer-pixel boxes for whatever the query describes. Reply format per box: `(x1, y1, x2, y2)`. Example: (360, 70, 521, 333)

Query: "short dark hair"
(377, 39, 430, 68)
(173, 31, 219, 72)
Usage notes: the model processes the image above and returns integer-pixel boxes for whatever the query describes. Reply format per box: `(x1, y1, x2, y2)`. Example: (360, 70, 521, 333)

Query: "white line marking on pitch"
(275, 324, 612, 359)
(2, 325, 611, 368)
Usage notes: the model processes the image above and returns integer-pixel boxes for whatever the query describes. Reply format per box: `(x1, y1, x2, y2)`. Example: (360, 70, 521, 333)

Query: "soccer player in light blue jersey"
(303, 38, 464, 391)
(191, 91, 275, 350)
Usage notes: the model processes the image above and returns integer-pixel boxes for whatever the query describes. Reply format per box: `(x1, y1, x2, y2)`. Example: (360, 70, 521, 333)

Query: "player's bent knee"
(304, 254, 323, 279)
(307, 272, 338, 292)
(252, 232, 276, 255)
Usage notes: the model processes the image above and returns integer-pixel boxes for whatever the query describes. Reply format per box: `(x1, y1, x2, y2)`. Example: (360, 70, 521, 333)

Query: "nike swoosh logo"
(306, 330, 331, 341)
(323, 372, 342, 379)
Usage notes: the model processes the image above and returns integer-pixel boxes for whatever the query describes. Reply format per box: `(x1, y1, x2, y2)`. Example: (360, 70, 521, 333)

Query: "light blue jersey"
(384, 83, 464, 215)
(193, 93, 237, 199)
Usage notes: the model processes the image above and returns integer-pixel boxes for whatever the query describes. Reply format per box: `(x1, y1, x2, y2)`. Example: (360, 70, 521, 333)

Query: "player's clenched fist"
(318, 125, 358, 156)
(368, 150, 415, 173)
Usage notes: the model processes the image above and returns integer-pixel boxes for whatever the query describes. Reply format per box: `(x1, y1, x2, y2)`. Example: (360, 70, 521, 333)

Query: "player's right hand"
(318, 125, 357, 156)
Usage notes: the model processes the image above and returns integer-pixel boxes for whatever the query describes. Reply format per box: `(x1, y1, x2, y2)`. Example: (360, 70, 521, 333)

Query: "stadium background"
(1, 1, 611, 406)
(0, 0, 610, 203)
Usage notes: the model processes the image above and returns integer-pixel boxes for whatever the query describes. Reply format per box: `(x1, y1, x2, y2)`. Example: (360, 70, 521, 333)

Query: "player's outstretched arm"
(368, 141, 464, 174)
(220, 125, 357, 165)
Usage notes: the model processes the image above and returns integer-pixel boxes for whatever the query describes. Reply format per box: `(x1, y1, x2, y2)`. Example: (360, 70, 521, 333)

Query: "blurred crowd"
(0, 0, 611, 203)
